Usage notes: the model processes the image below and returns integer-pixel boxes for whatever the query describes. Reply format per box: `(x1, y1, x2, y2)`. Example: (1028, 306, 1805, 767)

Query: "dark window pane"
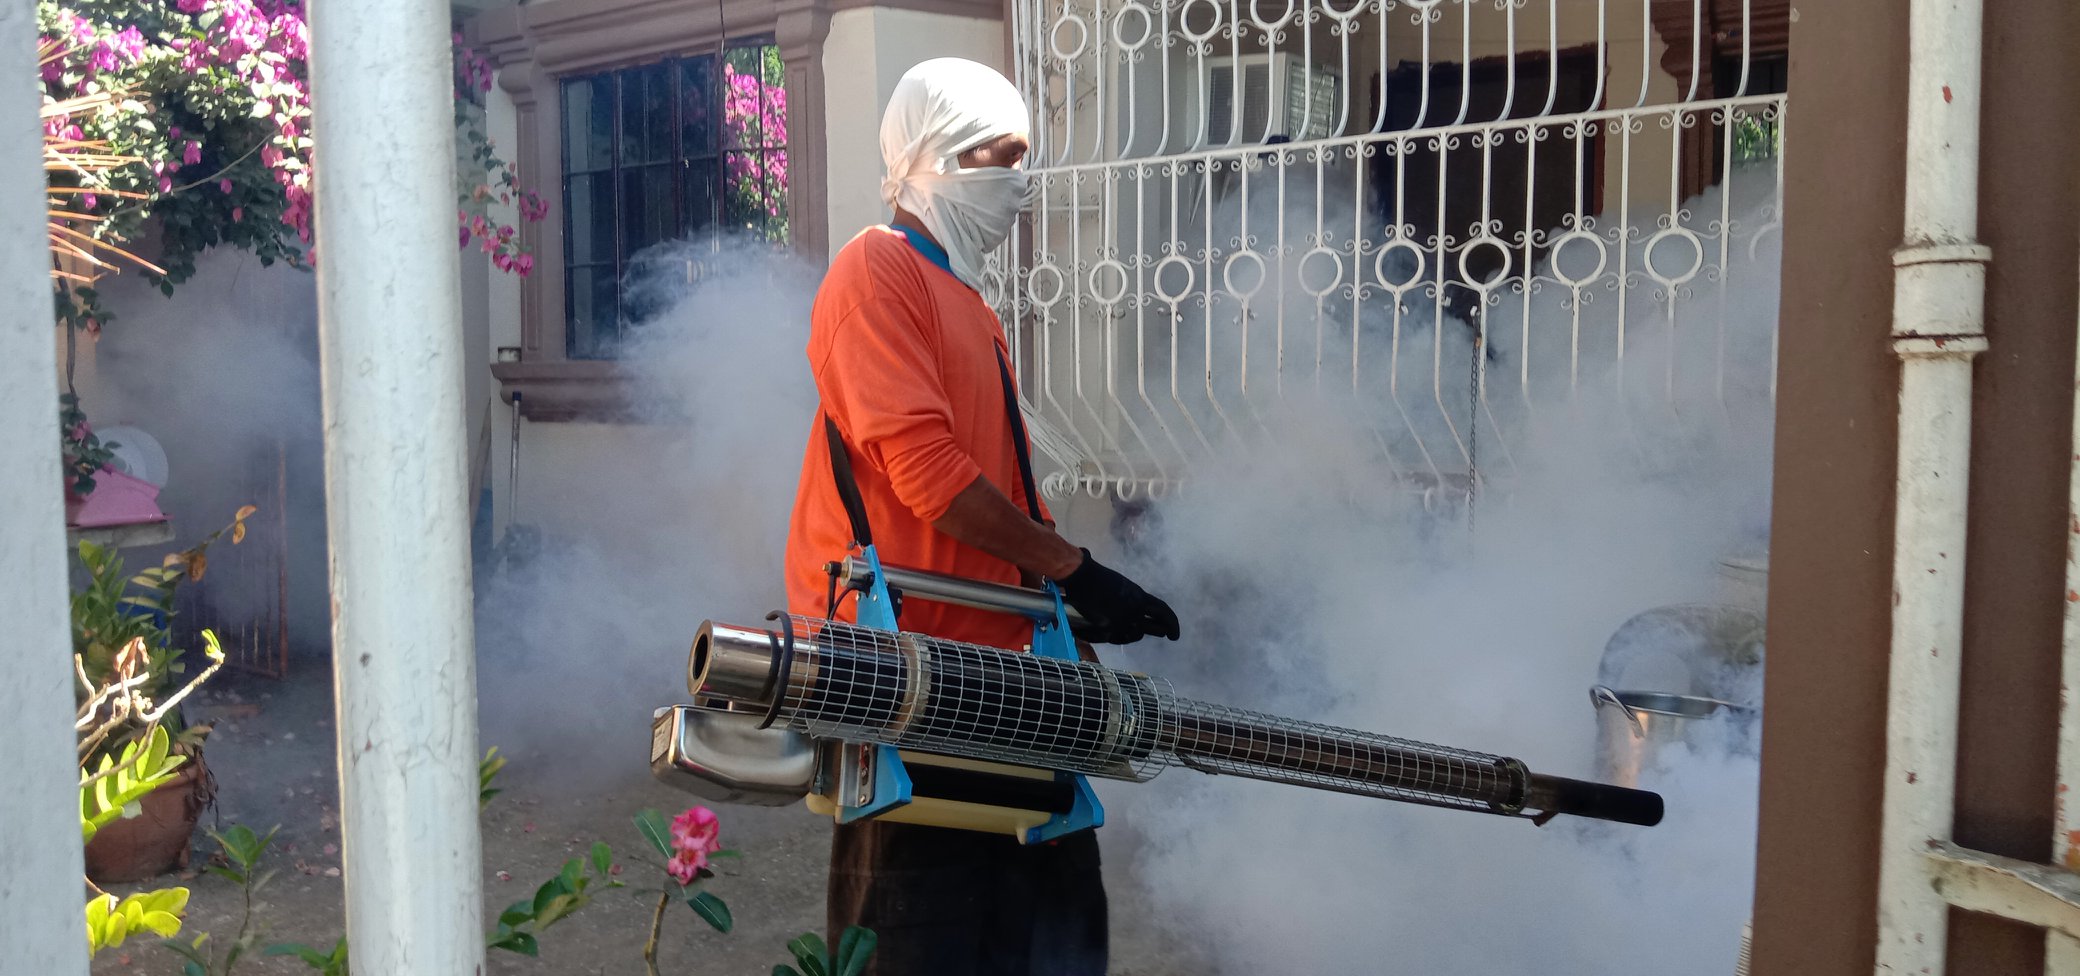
(682, 158, 717, 237)
(566, 173, 615, 266)
(567, 266, 620, 359)
(722, 150, 764, 233)
(620, 62, 674, 165)
(621, 163, 676, 257)
(562, 75, 615, 173)
(680, 55, 717, 157)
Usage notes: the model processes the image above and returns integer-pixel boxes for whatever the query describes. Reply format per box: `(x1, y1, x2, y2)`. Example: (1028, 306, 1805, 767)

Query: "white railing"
(991, 0, 1788, 503)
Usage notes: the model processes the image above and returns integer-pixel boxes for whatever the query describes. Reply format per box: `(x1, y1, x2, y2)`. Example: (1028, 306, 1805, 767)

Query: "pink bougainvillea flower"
(514, 254, 534, 276)
(184, 140, 203, 165)
(178, 0, 209, 12)
(220, 179, 234, 194)
(232, 206, 243, 222)
(112, 26, 146, 64)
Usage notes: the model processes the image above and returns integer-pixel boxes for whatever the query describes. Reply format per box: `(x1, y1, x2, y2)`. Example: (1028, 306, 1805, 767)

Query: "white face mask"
(900, 165, 1030, 289)
(879, 58, 1036, 290)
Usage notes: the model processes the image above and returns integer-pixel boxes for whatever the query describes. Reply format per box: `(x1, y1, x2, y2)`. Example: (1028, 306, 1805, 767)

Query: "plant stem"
(643, 890, 670, 976)
(223, 871, 256, 976)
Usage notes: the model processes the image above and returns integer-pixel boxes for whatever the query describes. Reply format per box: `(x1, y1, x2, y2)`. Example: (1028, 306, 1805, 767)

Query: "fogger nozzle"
(689, 616, 1663, 827)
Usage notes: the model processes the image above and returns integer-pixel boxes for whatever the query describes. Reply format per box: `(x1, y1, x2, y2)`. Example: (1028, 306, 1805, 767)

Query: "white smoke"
(471, 237, 822, 789)
(1091, 178, 1778, 974)
(88, 250, 331, 655)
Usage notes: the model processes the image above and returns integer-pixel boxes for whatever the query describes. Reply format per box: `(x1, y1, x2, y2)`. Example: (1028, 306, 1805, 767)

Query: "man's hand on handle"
(933, 475, 1181, 645)
(1057, 548, 1181, 645)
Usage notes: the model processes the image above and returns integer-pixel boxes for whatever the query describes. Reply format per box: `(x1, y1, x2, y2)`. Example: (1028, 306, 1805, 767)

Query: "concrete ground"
(86, 663, 1181, 976)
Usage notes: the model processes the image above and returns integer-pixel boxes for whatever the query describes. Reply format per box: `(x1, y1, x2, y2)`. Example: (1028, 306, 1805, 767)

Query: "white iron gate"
(992, 0, 1789, 503)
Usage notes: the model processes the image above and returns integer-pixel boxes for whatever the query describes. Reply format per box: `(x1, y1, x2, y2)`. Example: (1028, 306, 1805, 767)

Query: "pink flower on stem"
(220, 179, 234, 194)
(184, 140, 203, 165)
(232, 206, 244, 222)
(662, 806, 723, 885)
(514, 254, 534, 276)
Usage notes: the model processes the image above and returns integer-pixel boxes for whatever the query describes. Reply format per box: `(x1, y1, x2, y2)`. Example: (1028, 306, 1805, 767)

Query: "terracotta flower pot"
(84, 753, 214, 884)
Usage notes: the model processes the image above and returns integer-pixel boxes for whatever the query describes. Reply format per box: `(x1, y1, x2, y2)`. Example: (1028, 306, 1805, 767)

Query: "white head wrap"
(879, 58, 1032, 289)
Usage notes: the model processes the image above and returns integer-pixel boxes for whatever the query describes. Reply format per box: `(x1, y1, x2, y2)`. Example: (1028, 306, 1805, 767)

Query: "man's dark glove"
(1056, 548, 1181, 644)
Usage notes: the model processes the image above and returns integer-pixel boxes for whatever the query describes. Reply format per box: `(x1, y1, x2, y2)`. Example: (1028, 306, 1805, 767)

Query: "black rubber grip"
(1525, 774, 1665, 827)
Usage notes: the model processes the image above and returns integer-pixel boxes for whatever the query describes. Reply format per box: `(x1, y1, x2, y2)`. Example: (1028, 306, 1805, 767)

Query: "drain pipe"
(0, 10, 91, 975)
(1872, 0, 1991, 972)
(306, 1, 486, 972)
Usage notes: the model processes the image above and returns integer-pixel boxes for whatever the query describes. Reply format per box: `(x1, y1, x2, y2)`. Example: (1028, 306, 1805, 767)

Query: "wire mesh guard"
(774, 616, 1172, 782)
(711, 615, 1534, 817)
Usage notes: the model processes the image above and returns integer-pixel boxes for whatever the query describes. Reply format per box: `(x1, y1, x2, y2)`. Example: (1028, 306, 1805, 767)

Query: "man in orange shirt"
(784, 58, 1179, 975)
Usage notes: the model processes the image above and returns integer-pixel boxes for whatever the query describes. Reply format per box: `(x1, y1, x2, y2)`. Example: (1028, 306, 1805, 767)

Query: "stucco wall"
(821, 6, 1008, 260)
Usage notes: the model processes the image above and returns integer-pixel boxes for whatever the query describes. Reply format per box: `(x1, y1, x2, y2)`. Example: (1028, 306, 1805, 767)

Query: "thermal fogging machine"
(649, 547, 1663, 844)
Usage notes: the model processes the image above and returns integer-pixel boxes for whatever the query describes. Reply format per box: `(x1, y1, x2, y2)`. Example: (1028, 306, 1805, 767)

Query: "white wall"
(479, 83, 523, 540)
(822, 6, 1008, 260)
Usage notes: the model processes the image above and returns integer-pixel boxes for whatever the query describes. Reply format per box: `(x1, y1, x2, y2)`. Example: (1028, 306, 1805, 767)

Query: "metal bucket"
(1590, 685, 1748, 789)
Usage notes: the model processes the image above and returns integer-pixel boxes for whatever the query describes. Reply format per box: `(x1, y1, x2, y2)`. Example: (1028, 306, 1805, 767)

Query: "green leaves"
(264, 938, 348, 976)
(80, 725, 188, 843)
(772, 928, 877, 976)
(85, 887, 189, 956)
(203, 824, 278, 887)
(688, 890, 733, 933)
(834, 926, 878, 976)
(634, 807, 674, 860)
(478, 746, 507, 810)
(485, 848, 622, 957)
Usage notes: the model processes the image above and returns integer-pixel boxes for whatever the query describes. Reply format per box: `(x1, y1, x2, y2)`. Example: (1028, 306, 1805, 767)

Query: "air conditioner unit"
(1198, 52, 1342, 147)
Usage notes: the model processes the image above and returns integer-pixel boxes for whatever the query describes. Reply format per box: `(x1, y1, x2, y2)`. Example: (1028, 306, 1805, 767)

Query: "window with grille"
(559, 40, 788, 359)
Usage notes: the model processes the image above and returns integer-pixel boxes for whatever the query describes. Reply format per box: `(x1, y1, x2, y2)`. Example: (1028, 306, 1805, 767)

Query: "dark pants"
(828, 819, 1109, 976)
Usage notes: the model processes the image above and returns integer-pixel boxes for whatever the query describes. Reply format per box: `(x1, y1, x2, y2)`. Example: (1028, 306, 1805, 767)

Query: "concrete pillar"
(0, 6, 91, 971)
(305, 1, 485, 972)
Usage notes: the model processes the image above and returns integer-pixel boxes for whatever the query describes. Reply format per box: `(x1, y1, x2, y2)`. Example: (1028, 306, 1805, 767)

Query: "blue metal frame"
(833, 543, 1106, 843)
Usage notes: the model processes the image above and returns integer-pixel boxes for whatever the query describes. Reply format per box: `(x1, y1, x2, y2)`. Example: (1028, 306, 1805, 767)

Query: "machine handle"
(1524, 773, 1665, 827)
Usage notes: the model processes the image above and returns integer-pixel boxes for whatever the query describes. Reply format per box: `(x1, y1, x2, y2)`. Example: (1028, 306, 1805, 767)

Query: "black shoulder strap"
(820, 343, 1043, 553)
(824, 415, 874, 548)
(994, 345, 1044, 524)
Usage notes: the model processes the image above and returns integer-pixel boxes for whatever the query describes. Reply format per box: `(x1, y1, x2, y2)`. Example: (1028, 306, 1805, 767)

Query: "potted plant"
(72, 506, 253, 883)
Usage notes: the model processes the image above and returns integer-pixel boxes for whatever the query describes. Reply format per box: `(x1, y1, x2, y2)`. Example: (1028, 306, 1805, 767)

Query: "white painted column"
(0, 7, 91, 974)
(305, 1, 485, 973)
(1872, 0, 1990, 972)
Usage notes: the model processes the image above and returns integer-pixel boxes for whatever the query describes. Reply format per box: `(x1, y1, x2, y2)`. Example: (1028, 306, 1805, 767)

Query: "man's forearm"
(932, 475, 1083, 580)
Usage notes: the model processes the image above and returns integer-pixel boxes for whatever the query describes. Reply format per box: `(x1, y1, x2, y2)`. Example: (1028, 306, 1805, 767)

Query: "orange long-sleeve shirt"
(784, 226, 1050, 652)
